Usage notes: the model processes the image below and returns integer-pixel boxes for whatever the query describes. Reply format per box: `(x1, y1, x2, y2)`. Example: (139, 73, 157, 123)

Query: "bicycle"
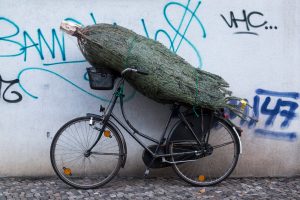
(50, 67, 243, 189)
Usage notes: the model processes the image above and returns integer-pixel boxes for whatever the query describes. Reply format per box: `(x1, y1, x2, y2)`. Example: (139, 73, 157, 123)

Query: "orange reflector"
(198, 175, 205, 182)
(104, 130, 111, 138)
(63, 167, 72, 176)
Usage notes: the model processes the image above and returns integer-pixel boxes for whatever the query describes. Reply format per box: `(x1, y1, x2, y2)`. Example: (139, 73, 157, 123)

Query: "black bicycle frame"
(87, 77, 206, 159)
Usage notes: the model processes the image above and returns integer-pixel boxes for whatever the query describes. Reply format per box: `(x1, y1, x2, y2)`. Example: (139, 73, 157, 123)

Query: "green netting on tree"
(61, 22, 248, 118)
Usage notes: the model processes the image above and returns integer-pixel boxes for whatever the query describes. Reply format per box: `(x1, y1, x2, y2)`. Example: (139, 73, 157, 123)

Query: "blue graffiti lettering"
(141, 0, 206, 68)
(261, 97, 298, 128)
(0, 17, 66, 61)
(17, 67, 135, 102)
(255, 129, 297, 142)
(0, 13, 100, 63)
(229, 89, 299, 142)
(256, 89, 300, 99)
(257, 89, 299, 128)
(37, 29, 66, 61)
(0, 17, 24, 57)
(0, 13, 137, 102)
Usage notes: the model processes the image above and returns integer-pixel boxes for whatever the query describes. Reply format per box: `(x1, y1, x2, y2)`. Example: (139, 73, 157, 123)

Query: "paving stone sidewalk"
(0, 177, 299, 199)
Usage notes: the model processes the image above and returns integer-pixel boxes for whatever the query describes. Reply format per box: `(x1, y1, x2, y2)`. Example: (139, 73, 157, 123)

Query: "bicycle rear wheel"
(50, 117, 123, 189)
(168, 117, 239, 186)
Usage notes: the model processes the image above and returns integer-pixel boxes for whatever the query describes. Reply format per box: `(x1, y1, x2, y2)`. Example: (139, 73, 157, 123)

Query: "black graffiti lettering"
(0, 75, 23, 103)
(221, 10, 249, 30)
(221, 9, 270, 35)
(247, 11, 268, 28)
(221, 11, 238, 28)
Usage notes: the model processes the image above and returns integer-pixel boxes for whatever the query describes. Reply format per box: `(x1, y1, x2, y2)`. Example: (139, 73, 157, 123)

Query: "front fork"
(86, 87, 120, 154)
(85, 111, 107, 155)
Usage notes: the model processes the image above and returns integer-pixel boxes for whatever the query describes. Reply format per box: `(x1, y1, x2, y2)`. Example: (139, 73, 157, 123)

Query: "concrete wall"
(0, 0, 299, 177)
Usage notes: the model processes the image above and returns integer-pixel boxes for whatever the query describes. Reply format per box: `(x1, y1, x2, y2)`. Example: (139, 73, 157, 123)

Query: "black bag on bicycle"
(86, 67, 116, 90)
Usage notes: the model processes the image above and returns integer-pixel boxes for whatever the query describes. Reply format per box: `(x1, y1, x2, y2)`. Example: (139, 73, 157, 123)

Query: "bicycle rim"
(169, 119, 239, 186)
(50, 117, 122, 189)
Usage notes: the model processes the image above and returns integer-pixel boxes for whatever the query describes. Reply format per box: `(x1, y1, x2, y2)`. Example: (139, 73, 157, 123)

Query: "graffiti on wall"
(229, 89, 299, 142)
(0, 14, 134, 102)
(220, 10, 278, 35)
(0, 0, 205, 103)
(0, 1, 298, 142)
(0, 14, 107, 102)
(0, 75, 22, 103)
(141, 0, 206, 68)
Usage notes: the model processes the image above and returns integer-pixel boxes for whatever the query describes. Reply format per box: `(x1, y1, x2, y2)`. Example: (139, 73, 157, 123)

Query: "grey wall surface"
(0, 0, 299, 177)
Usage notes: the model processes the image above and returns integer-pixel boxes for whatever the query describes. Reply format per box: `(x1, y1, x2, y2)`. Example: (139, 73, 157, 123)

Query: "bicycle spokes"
(169, 119, 239, 186)
(50, 117, 123, 189)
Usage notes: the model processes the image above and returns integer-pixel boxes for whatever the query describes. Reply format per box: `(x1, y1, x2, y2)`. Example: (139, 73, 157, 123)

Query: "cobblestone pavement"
(0, 177, 299, 199)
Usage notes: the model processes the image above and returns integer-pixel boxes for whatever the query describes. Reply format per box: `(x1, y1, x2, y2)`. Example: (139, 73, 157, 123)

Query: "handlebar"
(121, 68, 149, 76)
(137, 70, 149, 75)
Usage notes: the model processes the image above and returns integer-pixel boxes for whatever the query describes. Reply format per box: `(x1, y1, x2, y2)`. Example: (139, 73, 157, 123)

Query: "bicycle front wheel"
(168, 117, 239, 186)
(50, 117, 123, 189)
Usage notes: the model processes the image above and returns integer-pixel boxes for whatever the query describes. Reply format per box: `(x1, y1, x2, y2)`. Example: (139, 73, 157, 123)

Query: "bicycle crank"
(142, 145, 171, 168)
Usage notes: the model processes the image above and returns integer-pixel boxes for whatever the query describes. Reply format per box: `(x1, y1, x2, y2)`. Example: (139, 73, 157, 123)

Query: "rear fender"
(221, 118, 243, 154)
(232, 126, 243, 154)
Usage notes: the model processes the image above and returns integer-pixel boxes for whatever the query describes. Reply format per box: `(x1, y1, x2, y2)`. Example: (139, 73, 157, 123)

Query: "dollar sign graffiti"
(141, 0, 206, 68)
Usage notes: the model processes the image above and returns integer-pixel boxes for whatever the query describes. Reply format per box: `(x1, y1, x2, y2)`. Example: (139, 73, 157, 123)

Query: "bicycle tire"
(50, 116, 123, 189)
(168, 117, 239, 186)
